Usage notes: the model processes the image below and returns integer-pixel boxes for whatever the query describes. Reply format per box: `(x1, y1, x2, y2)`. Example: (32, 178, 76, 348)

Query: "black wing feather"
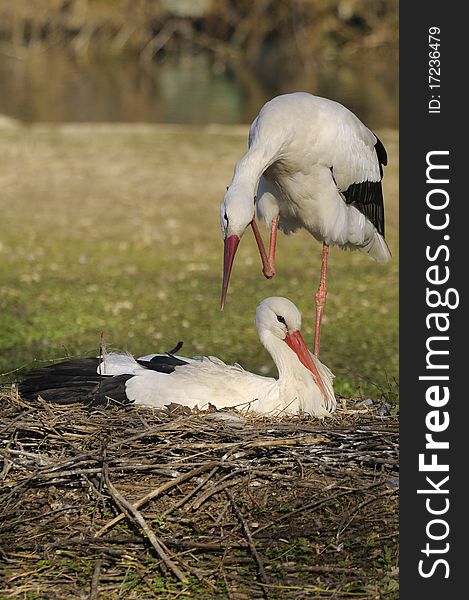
(136, 355, 189, 373)
(342, 135, 387, 236)
(375, 135, 388, 168)
(136, 341, 189, 373)
(19, 358, 133, 406)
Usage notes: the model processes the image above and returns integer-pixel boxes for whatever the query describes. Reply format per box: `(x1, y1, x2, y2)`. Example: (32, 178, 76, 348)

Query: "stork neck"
(260, 330, 310, 386)
(231, 146, 279, 195)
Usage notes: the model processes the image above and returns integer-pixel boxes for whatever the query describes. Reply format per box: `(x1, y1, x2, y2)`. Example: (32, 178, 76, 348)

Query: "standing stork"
(220, 92, 391, 356)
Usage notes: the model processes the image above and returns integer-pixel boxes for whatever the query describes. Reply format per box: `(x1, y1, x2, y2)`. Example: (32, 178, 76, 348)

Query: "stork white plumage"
(20, 297, 336, 417)
(220, 92, 391, 356)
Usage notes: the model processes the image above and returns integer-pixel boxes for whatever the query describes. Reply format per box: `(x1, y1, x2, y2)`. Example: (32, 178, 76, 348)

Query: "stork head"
(255, 297, 329, 402)
(255, 296, 301, 339)
(220, 185, 254, 309)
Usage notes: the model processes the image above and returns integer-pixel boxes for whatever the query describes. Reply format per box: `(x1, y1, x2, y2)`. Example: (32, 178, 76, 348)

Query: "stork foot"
(263, 263, 276, 279)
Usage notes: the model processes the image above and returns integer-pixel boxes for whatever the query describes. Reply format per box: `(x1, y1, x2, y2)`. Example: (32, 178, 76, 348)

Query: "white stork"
(19, 297, 336, 418)
(220, 92, 391, 356)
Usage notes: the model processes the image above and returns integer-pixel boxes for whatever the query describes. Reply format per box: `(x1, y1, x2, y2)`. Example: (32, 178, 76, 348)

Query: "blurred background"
(0, 0, 397, 127)
(0, 0, 398, 403)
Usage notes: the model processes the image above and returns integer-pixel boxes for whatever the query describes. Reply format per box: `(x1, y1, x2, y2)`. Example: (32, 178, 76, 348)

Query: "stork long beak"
(284, 330, 328, 400)
(221, 234, 240, 310)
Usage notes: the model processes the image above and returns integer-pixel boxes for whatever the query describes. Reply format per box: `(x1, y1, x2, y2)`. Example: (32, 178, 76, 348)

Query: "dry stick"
(36, 397, 57, 421)
(95, 461, 219, 538)
(157, 436, 329, 452)
(105, 435, 329, 458)
(105, 420, 198, 449)
(161, 464, 220, 516)
(89, 559, 102, 600)
(43, 535, 144, 549)
(244, 468, 327, 488)
(243, 436, 330, 449)
(21, 464, 183, 482)
(189, 479, 241, 511)
(214, 501, 231, 526)
(181, 461, 247, 512)
(220, 566, 236, 600)
(156, 538, 209, 586)
(0, 408, 39, 435)
(225, 573, 343, 595)
(103, 464, 188, 584)
(281, 564, 365, 574)
(0, 441, 12, 481)
(167, 539, 245, 552)
(226, 490, 269, 599)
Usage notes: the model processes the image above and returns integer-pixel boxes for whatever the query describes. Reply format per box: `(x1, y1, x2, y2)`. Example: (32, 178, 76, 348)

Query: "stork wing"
(333, 130, 388, 237)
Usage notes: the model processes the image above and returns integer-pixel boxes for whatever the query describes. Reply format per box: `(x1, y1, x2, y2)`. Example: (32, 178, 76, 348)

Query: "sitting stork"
(20, 297, 336, 418)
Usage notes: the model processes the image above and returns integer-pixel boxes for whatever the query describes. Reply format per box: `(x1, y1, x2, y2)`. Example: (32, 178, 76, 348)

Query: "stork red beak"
(221, 234, 240, 310)
(284, 330, 328, 400)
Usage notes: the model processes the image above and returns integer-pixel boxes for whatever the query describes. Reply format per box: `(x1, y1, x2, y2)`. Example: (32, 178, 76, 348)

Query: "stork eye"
(276, 315, 287, 325)
(223, 212, 229, 224)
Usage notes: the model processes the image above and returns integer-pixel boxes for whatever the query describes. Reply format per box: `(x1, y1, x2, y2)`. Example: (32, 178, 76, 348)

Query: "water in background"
(0, 49, 397, 128)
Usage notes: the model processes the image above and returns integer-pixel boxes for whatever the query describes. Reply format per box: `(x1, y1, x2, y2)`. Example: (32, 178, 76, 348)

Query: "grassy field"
(0, 120, 398, 403)
(0, 120, 399, 599)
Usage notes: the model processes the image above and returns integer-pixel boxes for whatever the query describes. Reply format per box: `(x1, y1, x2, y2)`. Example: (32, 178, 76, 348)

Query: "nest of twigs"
(0, 391, 398, 599)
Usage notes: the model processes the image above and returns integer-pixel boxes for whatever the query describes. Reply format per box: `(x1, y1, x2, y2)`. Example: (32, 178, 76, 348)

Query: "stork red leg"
(268, 216, 279, 275)
(313, 243, 329, 357)
(250, 215, 279, 279)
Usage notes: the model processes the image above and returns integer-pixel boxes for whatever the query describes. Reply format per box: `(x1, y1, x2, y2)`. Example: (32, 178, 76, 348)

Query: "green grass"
(0, 123, 398, 401)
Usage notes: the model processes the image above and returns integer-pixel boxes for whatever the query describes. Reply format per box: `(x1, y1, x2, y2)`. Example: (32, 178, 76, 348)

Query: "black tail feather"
(167, 341, 184, 355)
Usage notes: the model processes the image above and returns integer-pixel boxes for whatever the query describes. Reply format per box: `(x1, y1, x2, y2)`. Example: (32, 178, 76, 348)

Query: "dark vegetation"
(0, 1, 398, 124)
(0, 1, 398, 66)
